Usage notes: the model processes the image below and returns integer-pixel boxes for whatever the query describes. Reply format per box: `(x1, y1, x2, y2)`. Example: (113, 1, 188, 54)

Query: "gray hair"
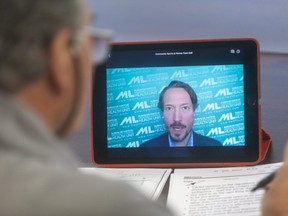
(0, 0, 85, 92)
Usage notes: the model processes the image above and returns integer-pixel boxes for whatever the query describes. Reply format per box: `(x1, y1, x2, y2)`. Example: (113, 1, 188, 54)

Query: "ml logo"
(207, 127, 225, 136)
(128, 76, 147, 85)
(215, 88, 233, 97)
(218, 113, 236, 122)
(132, 101, 151, 110)
(170, 70, 188, 79)
(126, 141, 140, 148)
(115, 90, 135, 100)
(223, 137, 241, 145)
(200, 78, 218, 87)
(211, 65, 228, 73)
(111, 68, 126, 74)
(203, 103, 222, 112)
(136, 126, 155, 136)
(120, 116, 139, 126)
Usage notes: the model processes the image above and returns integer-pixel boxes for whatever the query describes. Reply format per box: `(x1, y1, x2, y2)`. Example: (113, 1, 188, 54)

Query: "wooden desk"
(69, 53, 288, 165)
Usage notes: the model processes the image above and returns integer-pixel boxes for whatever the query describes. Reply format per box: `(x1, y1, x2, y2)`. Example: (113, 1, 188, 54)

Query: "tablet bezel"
(91, 38, 261, 168)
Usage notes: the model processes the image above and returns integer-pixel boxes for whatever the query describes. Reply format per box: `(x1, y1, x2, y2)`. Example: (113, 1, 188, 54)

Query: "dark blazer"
(141, 132, 222, 147)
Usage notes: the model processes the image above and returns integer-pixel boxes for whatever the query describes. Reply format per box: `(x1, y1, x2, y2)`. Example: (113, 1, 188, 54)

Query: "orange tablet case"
(91, 38, 271, 168)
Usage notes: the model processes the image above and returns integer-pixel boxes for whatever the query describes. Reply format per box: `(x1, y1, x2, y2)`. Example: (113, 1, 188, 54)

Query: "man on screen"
(141, 80, 222, 147)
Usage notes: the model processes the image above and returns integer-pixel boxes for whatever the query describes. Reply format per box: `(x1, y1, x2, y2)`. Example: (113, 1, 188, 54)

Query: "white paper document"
(79, 167, 172, 200)
(167, 163, 282, 216)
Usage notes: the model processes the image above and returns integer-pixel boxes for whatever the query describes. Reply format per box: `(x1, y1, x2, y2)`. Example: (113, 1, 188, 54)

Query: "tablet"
(92, 38, 261, 168)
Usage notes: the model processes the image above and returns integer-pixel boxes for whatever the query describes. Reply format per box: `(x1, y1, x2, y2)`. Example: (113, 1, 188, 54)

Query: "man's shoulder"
(140, 133, 169, 147)
(0, 154, 172, 216)
(193, 132, 222, 146)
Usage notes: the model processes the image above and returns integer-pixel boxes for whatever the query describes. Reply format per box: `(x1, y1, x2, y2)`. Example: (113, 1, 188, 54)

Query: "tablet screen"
(92, 39, 260, 167)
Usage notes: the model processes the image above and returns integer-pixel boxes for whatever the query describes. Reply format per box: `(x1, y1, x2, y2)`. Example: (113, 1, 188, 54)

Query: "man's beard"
(169, 122, 192, 143)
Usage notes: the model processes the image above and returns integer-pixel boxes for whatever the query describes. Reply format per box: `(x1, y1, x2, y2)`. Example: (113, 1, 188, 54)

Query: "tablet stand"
(260, 128, 272, 162)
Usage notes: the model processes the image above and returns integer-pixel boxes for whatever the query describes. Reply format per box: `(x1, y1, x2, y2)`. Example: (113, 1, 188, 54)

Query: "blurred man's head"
(0, 0, 92, 138)
(158, 81, 198, 145)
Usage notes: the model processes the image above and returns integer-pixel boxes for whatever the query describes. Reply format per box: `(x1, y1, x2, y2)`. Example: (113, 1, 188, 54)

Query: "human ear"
(46, 28, 74, 94)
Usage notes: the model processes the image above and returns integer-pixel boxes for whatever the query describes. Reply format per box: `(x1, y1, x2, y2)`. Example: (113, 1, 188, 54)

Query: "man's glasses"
(71, 26, 113, 65)
(88, 27, 113, 65)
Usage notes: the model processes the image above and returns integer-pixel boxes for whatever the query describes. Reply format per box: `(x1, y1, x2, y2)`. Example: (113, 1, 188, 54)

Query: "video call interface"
(105, 44, 246, 149)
